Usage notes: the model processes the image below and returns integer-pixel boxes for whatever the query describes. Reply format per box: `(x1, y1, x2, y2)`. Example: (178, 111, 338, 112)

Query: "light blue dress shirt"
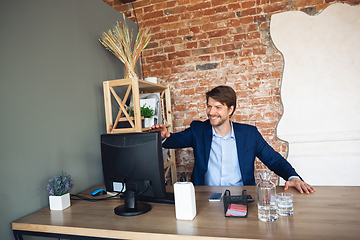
(204, 122, 243, 186)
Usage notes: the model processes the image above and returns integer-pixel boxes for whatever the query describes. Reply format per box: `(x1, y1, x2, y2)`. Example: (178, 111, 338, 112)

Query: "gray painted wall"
(0, 1, 138, 239)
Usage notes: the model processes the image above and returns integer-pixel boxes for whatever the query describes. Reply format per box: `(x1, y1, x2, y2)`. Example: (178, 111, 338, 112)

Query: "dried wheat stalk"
(99, 14, 151, 78)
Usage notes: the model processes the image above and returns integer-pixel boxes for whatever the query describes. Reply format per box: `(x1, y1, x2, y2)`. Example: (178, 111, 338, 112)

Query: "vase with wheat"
(99, 14, 151, 79)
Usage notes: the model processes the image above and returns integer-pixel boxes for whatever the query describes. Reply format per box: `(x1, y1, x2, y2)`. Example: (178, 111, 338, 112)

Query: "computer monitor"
(101, 132, 173, 216)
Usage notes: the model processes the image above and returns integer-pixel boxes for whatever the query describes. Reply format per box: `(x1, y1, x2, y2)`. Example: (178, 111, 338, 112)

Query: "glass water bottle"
(257, 171, 278, 222)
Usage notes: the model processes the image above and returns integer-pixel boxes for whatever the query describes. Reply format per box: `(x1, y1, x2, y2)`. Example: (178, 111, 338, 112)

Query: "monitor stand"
(114, 190, 151, 216)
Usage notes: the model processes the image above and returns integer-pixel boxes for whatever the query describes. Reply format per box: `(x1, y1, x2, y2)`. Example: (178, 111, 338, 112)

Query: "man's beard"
(208, 115, 227, 127)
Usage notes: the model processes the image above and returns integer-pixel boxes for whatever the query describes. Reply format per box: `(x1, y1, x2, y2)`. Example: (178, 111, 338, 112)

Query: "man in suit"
(150, 86, 315, 194)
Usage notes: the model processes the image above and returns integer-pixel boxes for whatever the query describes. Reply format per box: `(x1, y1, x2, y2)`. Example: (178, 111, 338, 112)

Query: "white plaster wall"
(271, 3, 360, 186)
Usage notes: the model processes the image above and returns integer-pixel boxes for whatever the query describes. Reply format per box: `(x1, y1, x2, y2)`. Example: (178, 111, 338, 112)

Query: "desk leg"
(13, 231, 24, 240)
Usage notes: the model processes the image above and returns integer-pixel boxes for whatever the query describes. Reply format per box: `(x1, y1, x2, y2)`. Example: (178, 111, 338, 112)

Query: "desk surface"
(13, 186, 360, 240)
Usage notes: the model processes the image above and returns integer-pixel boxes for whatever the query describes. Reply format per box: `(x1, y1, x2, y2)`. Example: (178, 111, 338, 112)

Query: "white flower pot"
(49, 193, 71, 210)
(144, 77, 157, 84)
(144, 117, 153, 128)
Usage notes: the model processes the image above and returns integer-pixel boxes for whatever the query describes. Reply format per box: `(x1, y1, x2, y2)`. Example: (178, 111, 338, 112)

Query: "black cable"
(69, 180, 150, 202)
(70, 192, 121, 202)
(131, 2, 139, 25)
(118, 181, 151, 200)
(131, 2, 144, 80)
(71, 182, 125, 202)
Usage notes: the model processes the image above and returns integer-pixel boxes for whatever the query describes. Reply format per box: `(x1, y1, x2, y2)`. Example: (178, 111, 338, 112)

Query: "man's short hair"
(206, 86, 237, 117)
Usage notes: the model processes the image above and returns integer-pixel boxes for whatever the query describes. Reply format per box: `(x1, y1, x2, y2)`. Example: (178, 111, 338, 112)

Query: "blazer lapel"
(203, 120, 212, 167)
(233, 124, 246, 181)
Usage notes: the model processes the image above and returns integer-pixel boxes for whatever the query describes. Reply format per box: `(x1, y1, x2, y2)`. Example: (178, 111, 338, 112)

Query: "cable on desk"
(71, 180, 150, 202)
(118, 180, 151, 200)
(70, 192, 121, 202)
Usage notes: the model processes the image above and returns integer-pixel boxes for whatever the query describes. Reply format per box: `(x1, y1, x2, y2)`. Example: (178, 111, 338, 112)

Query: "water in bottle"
(257, 171, 278, 222)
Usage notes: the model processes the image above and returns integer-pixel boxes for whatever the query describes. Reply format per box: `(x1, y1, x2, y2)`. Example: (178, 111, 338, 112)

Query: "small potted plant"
(128, 103, 154, 128)
(46, 171, 74, 210)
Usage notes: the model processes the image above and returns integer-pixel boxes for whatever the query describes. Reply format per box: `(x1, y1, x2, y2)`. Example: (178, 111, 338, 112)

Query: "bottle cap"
(180, 172, 187, 182)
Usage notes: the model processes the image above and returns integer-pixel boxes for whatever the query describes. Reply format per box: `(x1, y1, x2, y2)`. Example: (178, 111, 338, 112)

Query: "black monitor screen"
(101, 132, 172, 216)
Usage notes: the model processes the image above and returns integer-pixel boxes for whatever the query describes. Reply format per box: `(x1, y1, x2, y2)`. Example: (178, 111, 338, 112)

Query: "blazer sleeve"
(254, 129, 301, 181)
(162, 127, 194, 149)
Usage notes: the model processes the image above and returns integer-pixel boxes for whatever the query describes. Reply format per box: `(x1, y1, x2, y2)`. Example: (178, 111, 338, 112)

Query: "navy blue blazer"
(163, 120, 300, 186)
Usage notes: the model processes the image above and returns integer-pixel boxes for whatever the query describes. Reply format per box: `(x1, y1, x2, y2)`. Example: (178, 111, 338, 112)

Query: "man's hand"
(149, 124, 170, 140)
(284, 178, 316, 194)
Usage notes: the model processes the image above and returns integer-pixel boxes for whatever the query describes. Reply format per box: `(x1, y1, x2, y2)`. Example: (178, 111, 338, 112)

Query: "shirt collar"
(212, 120, 235, 139)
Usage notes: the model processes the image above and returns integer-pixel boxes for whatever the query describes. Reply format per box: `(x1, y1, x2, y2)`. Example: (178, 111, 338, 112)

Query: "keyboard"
(138, 192, 175, 204)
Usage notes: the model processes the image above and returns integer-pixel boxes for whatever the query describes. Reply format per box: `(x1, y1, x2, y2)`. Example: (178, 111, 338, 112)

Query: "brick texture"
(103, 0, 360, 184)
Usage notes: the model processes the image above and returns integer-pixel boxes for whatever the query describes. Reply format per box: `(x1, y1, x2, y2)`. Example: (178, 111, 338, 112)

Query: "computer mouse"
(91, 188, 107, 196)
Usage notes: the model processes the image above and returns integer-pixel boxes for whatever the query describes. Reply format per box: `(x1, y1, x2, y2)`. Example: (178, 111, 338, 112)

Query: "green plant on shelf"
(128, 103, 154, 119)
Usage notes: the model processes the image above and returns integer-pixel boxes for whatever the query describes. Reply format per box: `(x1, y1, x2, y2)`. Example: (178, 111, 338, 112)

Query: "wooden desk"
(12, 186, 360, 240)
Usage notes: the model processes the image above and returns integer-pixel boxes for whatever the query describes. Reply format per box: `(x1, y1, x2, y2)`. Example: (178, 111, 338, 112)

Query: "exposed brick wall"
(103, 0, 360, 184)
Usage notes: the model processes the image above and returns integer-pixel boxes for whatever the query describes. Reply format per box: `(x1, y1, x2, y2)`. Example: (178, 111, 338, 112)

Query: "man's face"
(206, 97, 234, 127)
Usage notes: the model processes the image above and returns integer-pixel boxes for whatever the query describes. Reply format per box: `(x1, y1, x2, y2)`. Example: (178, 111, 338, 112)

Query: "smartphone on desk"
(209, 192, 223, 201)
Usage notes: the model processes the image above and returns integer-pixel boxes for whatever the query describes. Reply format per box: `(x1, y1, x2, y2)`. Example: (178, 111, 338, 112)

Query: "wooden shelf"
(102, 78, 177, 184)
